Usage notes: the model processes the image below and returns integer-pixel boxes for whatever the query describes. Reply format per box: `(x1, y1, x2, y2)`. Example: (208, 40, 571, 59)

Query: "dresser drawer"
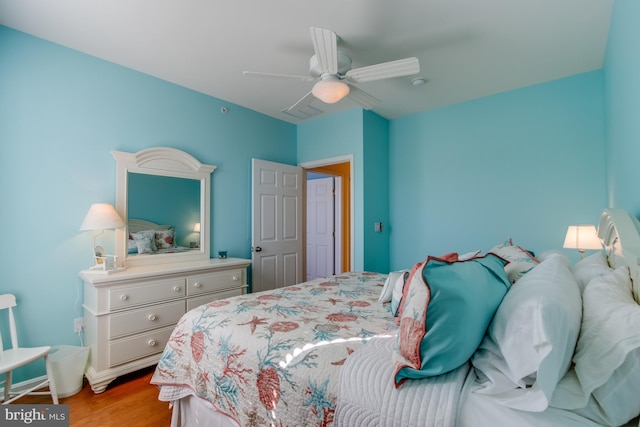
(186, 287, 247, 311)
(187, 269, 243, 296)
(109, 278, 185, 310)
(109, 325, 174, 367)
(109, 300, 185, 339)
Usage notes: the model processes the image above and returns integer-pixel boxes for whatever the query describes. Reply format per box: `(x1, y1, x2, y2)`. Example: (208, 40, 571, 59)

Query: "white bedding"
(168, 376, 639, 427)
(459, 379, 605, 427)
(335, 334, 470, 427)
(333, 333, 614, 427)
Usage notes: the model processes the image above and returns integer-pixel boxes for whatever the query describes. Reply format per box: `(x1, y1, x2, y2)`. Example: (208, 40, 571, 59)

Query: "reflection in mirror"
(127, 173, 201, 255)
(113, 147, 216, 268)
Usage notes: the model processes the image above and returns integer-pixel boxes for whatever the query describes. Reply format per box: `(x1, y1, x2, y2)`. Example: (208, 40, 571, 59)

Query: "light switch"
(374, 222, 383, 232)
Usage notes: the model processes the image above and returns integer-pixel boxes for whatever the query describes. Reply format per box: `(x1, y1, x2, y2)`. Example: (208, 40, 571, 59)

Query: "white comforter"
(334, 334, 611, 427)
(335, 335, 471, 427)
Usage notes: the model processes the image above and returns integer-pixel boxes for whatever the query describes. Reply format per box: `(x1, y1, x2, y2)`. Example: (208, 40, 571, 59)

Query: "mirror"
(113, 148, 216, 267)
(127, 173, 201, 249)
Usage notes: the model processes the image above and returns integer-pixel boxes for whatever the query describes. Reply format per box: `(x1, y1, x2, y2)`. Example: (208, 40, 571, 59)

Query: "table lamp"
(80, 203, 125, 270)
(563, 224, 601, 259)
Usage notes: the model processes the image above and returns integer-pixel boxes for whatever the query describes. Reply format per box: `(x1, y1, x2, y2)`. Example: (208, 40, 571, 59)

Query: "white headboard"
(598, 208, 640, 303)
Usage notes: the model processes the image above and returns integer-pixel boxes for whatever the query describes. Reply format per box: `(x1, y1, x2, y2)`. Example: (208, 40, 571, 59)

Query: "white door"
(251, 159, 303, 293)
(306, 177, 335, 280)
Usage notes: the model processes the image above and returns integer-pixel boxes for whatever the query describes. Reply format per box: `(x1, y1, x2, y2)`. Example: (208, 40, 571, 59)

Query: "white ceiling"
(0, 0, 613, 124)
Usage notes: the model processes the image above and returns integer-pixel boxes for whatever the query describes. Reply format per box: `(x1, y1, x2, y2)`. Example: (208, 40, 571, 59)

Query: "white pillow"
(459, 249, 481, 260)
(471, 253, 582, 411)
(378, 270, 406, 304)
(551, 266, 640, 426)
(390, 270, 410, 316)
(571, 251, 611, 293)
(537, 250, 569, 265)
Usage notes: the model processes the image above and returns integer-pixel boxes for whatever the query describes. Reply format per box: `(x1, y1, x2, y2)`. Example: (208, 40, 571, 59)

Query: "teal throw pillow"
(393, 253, 510, 386)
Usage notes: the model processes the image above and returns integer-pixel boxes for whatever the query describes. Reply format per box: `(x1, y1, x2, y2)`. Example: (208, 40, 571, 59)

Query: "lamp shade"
(80, 203, 125, 231)
(312, 77, 350, 104)
(563, 224, 601, 250)
(193, 223, 201, 233)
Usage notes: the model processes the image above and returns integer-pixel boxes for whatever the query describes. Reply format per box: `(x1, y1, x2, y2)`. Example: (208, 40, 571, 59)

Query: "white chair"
(0, 294, 59, 404)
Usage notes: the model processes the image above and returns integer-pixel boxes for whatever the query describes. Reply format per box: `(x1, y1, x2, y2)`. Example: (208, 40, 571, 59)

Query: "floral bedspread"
(151, 272, 398, 427)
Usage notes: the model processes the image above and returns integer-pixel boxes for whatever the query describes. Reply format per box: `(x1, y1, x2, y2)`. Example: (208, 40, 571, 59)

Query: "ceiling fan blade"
(282, 91, 323, 119)
(346, 85, 380, 110)
(310, 27, 338, 75)
(345, 57, 420, 83)
(243, 71, 314, 82)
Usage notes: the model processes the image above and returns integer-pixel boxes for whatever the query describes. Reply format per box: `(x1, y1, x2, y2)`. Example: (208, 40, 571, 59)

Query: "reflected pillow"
(128, 237, 138, 254)
(155, 227, 176, 250)
(393, 253, 510, 387)
(131, 230, 157, 253)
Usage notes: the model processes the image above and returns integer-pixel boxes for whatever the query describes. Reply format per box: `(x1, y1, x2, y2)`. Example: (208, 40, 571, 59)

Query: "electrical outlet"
(74, 317, 84, 333)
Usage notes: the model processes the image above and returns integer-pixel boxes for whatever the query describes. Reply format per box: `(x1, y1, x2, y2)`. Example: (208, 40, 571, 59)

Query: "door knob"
(254, 246, 262, 252)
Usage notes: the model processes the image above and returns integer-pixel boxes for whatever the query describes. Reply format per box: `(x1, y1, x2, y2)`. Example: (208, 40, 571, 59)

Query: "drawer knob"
(148, 314, 157, 321)
(120, 295, 128, 301)
(194, 282, 202, 288)
(173, 286, 181, 292)
(148, 339, 157, 347)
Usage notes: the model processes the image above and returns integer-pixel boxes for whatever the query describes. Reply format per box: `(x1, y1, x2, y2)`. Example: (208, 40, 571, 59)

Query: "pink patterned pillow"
(155, 227, 176, 250)
(393, 253, 510, 387)
(490, 240, 539, 283)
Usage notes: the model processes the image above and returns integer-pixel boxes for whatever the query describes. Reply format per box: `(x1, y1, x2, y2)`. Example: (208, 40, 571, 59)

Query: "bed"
(151, 208, 640, 427)
(128, 219, 195, 255)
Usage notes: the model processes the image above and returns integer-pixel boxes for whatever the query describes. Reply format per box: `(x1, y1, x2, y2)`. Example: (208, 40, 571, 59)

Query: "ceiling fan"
(243, 27, 420, 119)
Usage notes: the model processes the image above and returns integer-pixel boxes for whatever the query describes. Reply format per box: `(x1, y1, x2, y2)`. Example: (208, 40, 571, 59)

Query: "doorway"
(251, 157, 352, 292)
(306, 175, 340, 280)
(303, 158, 352, 276)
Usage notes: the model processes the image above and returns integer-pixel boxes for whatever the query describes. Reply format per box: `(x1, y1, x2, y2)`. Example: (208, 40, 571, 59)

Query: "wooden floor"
(12, 366, 172, 426)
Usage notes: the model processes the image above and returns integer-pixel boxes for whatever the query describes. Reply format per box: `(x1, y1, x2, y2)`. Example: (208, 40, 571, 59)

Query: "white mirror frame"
(113, 147, 216, 267)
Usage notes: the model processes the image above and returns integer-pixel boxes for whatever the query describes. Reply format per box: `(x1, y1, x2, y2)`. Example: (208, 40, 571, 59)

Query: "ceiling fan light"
(312, 79, 350, 104)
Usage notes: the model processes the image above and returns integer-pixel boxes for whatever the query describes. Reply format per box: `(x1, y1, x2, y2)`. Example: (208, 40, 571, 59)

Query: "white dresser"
(80, 257, 251, 393)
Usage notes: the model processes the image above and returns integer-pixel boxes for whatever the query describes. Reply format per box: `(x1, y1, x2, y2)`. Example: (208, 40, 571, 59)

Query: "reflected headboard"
(598, 208, 640, 303)
(128, 219, 172, 234)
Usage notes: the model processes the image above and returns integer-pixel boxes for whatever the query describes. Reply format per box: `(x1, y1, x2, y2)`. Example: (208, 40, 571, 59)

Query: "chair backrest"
(0, 294, 18, 354)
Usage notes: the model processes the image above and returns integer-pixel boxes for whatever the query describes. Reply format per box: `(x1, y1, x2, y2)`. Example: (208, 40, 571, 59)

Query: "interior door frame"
(300, 155, 354, 272)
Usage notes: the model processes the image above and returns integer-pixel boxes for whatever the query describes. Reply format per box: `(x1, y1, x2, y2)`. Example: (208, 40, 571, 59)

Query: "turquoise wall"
(362, 111, 390, 272)
(297, 109, 392, 273)
(0, 26, 296, 381)
(389, 71, 606, 270)
(297, 109, 365, 270)
(603, 0, 640, 216)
